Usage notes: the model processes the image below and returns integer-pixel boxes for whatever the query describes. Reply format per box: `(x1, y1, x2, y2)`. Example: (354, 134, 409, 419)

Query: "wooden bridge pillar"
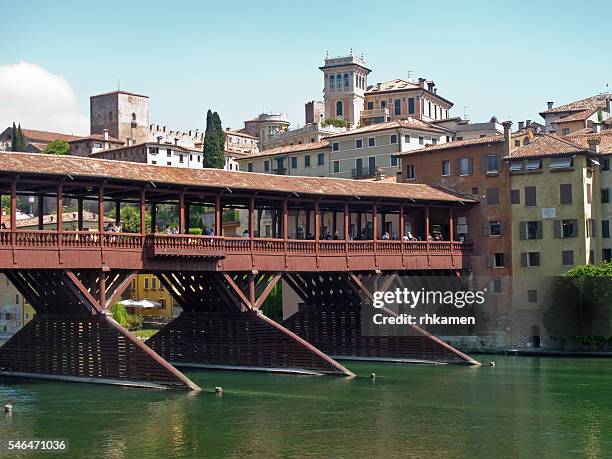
(282, 271, 480, 365)
(0, 269, 199, 390)
(146, 272, 354, 376)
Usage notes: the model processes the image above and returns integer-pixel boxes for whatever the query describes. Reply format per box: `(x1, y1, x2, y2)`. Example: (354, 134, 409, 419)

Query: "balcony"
(351, 166, 377, 179)
(360, 108, 390, 119)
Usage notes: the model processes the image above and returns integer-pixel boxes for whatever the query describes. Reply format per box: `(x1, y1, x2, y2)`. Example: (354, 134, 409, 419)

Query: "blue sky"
(1, 0, 611, 134)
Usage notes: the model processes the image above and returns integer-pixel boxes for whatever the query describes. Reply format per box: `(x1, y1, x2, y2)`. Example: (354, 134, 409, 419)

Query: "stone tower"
(319, 50, 371, 127)
(90, 90, 150, 144)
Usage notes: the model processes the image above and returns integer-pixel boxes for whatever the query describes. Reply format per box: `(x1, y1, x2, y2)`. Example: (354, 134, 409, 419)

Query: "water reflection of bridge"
(0, 152, 479, 390)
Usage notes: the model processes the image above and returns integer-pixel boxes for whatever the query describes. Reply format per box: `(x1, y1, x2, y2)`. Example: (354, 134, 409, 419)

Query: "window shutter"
(535, 252, 541, 266)
(553, 220, 561, 238)
(455, 158, 461, 176)
(511, 189, 520, 204)
(483, 223, 491, 236)
(468, 157, 473, 174)
(519, 222, 526, 240)
(520, 252, 527, 267)
(536, 221, 543, 239)
(481, 155, 487, 172)
(486, 255, 494, 268)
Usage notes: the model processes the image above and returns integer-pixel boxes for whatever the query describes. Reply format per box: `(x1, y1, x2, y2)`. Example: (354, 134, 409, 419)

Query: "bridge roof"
(0, 151, 475, 204)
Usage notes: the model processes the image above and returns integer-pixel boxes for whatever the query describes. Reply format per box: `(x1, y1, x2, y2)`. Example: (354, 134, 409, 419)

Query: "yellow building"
(506, 134, 601, 346)
(127, 275, 179, 319)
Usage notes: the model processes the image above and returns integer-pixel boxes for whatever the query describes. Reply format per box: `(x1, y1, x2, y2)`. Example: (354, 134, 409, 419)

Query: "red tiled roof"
(20, 128, 83, 143)
(69, 134, 123, 144)
(0, 151, 475, 203)
(565, 130, 612, 155)
(366, 79, 420, 93)
(397, 134, 505, 157)
(506, 134, 588, 159)
(540, 94, 610, 116)
(326, 119, 446, 139)
(241, 141, 329, 159)
(551, 109, 595, 124)
(225, 130, 258, 140)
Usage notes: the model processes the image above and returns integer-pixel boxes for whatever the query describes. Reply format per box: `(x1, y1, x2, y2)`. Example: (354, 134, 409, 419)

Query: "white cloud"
(0, 62, 88, 135)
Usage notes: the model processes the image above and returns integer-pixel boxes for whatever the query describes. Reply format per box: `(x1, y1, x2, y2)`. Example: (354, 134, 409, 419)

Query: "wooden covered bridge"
(0, 152, 478, 390)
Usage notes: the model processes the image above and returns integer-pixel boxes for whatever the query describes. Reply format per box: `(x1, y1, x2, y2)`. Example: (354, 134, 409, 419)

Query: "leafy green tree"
(43, 139, 70, 155)
(543, 261, 612, 337)
(120, 205, 151, 233)
(323, 118, 349, 128)
(202, 109, 225, 168)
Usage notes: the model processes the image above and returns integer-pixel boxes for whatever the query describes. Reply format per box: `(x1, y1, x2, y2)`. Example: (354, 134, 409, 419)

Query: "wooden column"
(282, 197, 288, 240)
(77, 197, 84, 231)
(399, 204, 405, 239)
(140, 188, 146, 235)
(372, 203, 378, 241)
(344, 202, 349, 240)
(425, 205, 430, 243)
(449, 207, 454, 242)
(332, 209, 337, 235)
(10, 177, 17, 243)
(381, 211, 386, 236)
(114, 201, 120, 226)
(151, 202, 157, 233)
(215, 192, 221, 236)
(178, 191, 185, 233)
(37, 194, 44, 230)
(98, 272, 106, 312)
(357, 212, 362, 239)
(314, 201, 320, 242)
(248, 274, 256, 308)
(249, 196, 255, 238)
(185, 203, 190, 234)
(98, 185, 104, 245)
(57, 181, 63, 234)
(305, 209, 311, 237)
(294, 210, 299, 239)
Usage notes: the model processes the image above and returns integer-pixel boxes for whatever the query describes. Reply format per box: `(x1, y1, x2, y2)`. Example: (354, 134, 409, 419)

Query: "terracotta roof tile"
(540, 94, 610, 116)
(506, 134, 588, 159)
(0, 151, 475, 203)
(366, 79, 420, 93)
(552, 109, 596, 124)
(397, 134, 505, 157)
(20, 128, 83, 143)
(565, 130, 612, 155)
(69, 134, 123, 143)
(326, 119, 445, 139)
(241, 141, 329, 159)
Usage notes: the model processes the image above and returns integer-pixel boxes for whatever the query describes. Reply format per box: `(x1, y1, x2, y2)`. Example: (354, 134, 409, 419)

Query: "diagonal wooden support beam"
(105, 271, 137, 309)
(65, 270, 102, 313)
(223, 273, 253, 309)
(254, 273, 281, 309)
(349, 272, 373, 302)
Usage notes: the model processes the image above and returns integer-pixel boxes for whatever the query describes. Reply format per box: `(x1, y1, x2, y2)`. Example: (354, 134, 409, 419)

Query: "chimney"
(502, 121, 513, 156)
(593, 123, 602, 133)
(157, 136, 163, 144)
(607, 97, 612, 115)
(526, 119, 531, 127)
(174, 137, 179, 146)
(518, 121, 525, 131)
(418, 78, 426, 88)
(103, 129, 109, 141)
(126, 137, 133, 147)
(375, 168, 384, 181)
(547, 101, 554, 110)
(587, 138, 601, 154)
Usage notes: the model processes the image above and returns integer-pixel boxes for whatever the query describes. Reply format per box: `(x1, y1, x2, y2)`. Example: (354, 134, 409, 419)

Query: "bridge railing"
(0, 230, 472, 256)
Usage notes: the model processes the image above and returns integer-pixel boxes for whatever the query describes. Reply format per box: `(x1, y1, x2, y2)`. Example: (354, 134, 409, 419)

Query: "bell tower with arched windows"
(320, 50, 371, 127)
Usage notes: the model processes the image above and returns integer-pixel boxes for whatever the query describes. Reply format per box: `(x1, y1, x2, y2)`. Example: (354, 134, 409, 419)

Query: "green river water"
(0, 356, 611, 458)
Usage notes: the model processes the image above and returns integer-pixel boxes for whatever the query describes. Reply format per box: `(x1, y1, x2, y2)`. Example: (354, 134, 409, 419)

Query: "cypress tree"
(16, 124, 27, 151)
(202, 110, 225, 169)
(11, 122, 17, 151)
